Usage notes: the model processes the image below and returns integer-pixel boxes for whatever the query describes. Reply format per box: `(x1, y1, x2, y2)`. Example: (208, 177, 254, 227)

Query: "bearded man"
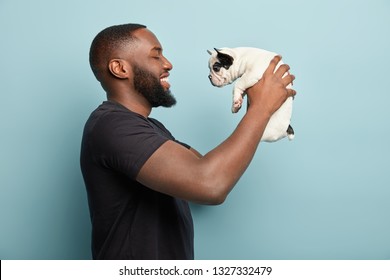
(80, 23, 296, 260)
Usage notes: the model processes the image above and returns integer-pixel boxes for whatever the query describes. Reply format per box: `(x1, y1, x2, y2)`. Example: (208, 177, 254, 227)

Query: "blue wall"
(1, 0, 389, 260)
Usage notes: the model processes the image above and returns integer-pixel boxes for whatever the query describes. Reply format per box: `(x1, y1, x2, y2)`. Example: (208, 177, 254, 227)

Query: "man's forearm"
(200, 106, 272, 202)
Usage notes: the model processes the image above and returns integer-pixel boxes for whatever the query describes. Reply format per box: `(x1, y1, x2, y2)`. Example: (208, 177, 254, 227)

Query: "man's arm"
(189, 147, 203, 158)
(136, 56, 296, 205)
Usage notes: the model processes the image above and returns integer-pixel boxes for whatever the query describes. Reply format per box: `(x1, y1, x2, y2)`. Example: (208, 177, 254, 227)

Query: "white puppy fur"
(208, 47, 294, 142)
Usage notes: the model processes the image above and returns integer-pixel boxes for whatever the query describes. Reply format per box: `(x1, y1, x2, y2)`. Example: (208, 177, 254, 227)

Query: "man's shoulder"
(92, 100, 137, 117)
(87, 101, 148, 128)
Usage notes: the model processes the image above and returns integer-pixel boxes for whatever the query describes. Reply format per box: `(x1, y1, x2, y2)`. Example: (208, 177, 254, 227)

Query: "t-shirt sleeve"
(148, 117, 191, 150)
(90, 113, 170, 179)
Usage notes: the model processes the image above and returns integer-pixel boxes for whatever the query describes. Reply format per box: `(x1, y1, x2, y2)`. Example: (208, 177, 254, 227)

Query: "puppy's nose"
(208, 75, 212, 80)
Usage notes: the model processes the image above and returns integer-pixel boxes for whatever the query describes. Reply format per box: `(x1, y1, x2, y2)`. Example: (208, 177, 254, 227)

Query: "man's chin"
(160, 93, 177, 108)
(150, 90, 176, 108)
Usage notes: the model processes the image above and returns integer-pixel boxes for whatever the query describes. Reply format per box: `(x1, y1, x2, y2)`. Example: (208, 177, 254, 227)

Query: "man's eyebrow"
(151, 47, 163, 53)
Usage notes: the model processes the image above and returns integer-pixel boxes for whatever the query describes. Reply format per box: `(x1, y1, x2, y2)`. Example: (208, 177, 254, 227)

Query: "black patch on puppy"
(212, 62, 223, 72)
(214, 48, 234, 70)
(287, 125, 294, 136)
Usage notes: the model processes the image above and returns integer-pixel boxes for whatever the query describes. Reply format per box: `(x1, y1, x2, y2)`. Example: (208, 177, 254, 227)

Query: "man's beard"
(133, 64, 176, 108)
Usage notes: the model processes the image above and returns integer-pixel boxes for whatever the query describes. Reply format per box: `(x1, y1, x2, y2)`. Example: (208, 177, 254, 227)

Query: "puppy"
(207, 47, 294, 142)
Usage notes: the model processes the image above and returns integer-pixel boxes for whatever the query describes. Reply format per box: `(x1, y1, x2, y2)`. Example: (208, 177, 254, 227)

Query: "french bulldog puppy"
(207, 47, 294, 142)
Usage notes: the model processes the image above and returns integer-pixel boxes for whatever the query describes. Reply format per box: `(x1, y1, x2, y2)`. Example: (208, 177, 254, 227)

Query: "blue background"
(0, 0, 389, 260)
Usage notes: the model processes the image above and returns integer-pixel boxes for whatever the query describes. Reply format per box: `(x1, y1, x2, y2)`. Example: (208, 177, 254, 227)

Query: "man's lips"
(160, 75, 170, 89)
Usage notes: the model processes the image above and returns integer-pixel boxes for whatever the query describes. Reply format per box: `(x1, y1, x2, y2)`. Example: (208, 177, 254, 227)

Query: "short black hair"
(89, 23, 146, 81)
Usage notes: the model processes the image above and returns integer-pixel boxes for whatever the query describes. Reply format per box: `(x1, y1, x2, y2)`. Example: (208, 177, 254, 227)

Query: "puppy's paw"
(232, 98, 243, 113)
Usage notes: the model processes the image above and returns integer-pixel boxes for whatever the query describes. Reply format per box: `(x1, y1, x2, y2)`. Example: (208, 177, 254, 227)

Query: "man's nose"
(162, 56, 173, 71)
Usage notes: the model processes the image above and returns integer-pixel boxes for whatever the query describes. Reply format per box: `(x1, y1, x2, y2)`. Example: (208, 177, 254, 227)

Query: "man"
(80, 23, 296, 260)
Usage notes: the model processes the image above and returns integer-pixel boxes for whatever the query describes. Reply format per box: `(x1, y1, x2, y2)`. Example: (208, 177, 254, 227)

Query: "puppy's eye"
(213, 63, 222, 72)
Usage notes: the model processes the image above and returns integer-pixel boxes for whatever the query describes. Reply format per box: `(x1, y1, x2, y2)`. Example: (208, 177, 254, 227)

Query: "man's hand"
(246, 55, 296, 117)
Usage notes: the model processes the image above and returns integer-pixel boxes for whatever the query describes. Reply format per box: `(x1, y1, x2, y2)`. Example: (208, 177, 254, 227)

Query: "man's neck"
(108, 95, 152, 117)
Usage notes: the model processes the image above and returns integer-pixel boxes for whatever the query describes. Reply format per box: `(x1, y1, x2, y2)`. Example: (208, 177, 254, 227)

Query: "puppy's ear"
(207, 49, 213, 55)
(214, 48, 234, 69)
(214, 48, 222, 55)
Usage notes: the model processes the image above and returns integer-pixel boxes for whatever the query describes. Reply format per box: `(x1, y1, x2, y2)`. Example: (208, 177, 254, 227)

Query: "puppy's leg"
(232, 87, 244, 113)
(232, 75, 259, 113)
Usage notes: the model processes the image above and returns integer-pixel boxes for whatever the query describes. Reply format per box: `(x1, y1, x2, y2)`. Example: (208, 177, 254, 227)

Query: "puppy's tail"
(287, 125, 295, 141)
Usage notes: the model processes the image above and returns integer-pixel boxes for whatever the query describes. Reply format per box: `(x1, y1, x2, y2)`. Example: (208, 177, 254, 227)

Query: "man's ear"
(108, 59, 131, 79)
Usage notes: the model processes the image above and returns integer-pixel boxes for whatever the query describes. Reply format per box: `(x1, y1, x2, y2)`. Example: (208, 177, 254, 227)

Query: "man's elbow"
(198, 177, 231, 205)
(193, 163, 236, 205)
(207, 189, 227, 205)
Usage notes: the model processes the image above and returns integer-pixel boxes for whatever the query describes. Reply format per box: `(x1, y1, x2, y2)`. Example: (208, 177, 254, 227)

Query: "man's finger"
(287, 88, 297, 98)
(264, 55, 282, 76)
(274, 63, 290, 77)
(282, 74, 295, 87)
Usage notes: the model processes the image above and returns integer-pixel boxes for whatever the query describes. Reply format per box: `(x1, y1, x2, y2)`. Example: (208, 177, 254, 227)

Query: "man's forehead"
(133, 28, 163, 51)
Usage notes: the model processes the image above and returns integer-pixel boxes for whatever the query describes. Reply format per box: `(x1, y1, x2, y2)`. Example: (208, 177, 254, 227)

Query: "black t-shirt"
(80, 101, 194, 260)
